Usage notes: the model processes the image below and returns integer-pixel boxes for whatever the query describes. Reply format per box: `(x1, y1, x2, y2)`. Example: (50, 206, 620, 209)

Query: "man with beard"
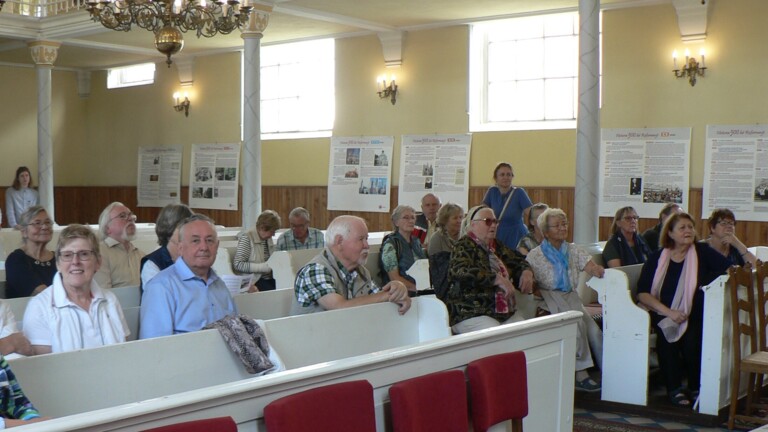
(95, 202, 145, 288)
(139, 214, 236, 338)
(290, 215, 411, 315)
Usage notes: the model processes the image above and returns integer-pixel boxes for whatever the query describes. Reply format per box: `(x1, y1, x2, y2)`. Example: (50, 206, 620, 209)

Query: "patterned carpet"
(574, 408, 734, 432)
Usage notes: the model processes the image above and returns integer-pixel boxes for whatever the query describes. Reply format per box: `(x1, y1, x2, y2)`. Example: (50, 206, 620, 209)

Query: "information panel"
(327, 136, 394, 212)
(137, 145, 183, 208)
(188, 143, 241, 210)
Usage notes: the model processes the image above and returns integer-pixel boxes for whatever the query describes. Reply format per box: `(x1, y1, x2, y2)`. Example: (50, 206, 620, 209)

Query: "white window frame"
(469, 12, 600, 132)
(258, 38, 335, 140)
(107, 63, 156, 89)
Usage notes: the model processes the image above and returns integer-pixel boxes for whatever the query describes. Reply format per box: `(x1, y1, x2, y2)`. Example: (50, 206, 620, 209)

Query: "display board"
(188, 143, 241, 210)
(327, 136, 394, 212)
(137, 145, 183, 208)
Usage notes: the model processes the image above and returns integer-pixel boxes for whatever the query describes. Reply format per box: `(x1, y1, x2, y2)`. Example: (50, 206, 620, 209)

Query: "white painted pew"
(234, 289, 294, 320)
(11, 305, 581, 432)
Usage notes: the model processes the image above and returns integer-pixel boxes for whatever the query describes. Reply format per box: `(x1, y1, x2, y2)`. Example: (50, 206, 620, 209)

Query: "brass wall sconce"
(673, 48, 707, 86)
(377, 75, 398, 105)
(173, 92, 190, 117)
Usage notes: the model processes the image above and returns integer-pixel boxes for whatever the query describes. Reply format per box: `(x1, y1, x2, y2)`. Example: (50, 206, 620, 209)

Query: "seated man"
(140, 214, 237, 338)
(291, 215, 411, 315)
(412, 193, 441, 248)
(275, 207, 325, 251)
(95, 202, 145, 288)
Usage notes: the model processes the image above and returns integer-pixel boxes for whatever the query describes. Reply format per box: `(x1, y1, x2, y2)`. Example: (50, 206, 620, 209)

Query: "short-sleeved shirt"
(483, 186, 533, 251)
(294, 261, 380, 307)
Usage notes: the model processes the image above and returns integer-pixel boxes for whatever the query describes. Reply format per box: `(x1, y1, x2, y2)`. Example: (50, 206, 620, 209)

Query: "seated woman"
(602, 206, 652, 268)
(637, 212, 730, 407)
(380, 205, 426, 293)
(5, 206, 56, 298)
(0, 355, 45, 427)
(702, 208, 757, 267)
(427, 203, 463, 299)
(516, 202, 548, 256)
(525, 208, 605, 392)
(22, 224, 130, 354)
(446, 205, 534, 334)
(642, 203, 681, 252)
(140, 203, 193, 287)
(233, 210, 281, 292)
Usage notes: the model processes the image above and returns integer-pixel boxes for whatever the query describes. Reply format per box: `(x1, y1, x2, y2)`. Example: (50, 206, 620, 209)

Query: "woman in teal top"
(483, 162, 533, 251)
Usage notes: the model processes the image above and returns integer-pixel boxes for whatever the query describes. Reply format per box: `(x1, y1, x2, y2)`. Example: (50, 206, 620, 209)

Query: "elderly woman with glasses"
(525, 208, 605, 392)
(703, 208, 756, 266)
(380, 205, 426, 293)
(602, 206, 652, 268)
(5, 206, 57, 299)
(22, 224, 129, 355)
(445, 205, 534, 334)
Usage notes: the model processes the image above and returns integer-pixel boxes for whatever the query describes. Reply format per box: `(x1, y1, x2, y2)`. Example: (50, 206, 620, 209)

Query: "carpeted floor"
(574, 417, 670, 431)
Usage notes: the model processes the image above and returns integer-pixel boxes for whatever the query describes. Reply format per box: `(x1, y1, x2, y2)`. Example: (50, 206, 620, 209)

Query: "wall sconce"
(376, 74, 398, 105)
(672, 48, 707, 86)
(173, 92, 190, 117)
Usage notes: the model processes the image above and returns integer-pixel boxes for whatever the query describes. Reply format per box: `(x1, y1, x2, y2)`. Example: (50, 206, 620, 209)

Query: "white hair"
(325, 215, 365, 244)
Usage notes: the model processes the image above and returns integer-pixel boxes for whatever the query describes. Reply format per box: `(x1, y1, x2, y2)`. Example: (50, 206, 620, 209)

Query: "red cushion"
(264, 380, 375, 432)
(389, 370, 469, 432)
(142, 416, 237, 432)
(467, 351, 528, 432)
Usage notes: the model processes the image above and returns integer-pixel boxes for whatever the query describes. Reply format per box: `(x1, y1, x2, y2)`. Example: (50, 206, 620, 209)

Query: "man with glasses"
(140, 214, 237, 338)
(95, 202, 145, 288)
(275, 207, 325, 251)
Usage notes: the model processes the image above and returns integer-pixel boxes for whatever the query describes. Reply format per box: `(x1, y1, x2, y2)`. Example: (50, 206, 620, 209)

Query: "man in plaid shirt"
(290, 216, 411, 315)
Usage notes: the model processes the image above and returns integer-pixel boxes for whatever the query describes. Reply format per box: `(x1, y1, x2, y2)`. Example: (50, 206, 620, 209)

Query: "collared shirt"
(5, 187, 39, 228)
(94, 237, 145, 288)
(294, 259, 379, 307)
(139, 258, 237, 339)
(275, 227, 325, 251)
(22, 274, 129, 352)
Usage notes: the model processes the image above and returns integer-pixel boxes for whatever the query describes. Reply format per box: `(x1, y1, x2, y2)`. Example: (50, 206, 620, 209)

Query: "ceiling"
(0, 0, 678, 70)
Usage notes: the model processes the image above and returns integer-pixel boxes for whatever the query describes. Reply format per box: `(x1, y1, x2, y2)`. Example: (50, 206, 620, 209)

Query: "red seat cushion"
(389, 370, 469, 432)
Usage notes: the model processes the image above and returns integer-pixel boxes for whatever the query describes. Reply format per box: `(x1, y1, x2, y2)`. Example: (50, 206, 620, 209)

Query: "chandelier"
(85, 0, 254, 66)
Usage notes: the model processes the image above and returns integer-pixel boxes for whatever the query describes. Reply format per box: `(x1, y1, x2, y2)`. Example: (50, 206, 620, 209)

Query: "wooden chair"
(141, 416, 237, 432)
(727, 264, 768, 429)
(264, 380, 376, 432)
(389, 370, 469, 432)
(467, 351, 528, 432)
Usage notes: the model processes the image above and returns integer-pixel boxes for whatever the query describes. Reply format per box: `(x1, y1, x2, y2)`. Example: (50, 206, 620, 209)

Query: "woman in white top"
(6, 167, 40, 230)
(22, 224, 129, 354)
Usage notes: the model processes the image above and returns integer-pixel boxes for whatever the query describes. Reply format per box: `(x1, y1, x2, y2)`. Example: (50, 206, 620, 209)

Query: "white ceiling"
(0, 0, 685, 70)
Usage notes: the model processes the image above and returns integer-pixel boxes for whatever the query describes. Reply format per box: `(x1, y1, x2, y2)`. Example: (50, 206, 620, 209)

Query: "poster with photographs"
(599, 128, 690, 218)
(398, 134, 471, 210)
(328, 136, 394, 212)
(189, 143, 241, 210)
(702, 125, 768, 221)
(137, 145, 183, 207)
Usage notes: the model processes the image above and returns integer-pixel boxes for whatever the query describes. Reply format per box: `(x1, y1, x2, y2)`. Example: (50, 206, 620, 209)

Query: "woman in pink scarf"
(636, 212, 730, 408)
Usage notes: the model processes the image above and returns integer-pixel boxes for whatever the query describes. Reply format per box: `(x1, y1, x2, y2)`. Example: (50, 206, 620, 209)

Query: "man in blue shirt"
(140, 214, 237, 339)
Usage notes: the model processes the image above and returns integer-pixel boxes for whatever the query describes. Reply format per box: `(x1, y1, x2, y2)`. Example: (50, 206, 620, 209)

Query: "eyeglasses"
(109, 212, 136, 223)
(717, 220, 736, 227)
(622, 216, 639, 222)
(26, 220, 53, 228)
(58, 250, 96, 262)
(473, 218, 499, 227)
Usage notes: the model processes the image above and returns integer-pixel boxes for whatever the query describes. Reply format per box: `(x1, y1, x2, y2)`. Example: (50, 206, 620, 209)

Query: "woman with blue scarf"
(526, 208, 605, 393)
(602, 206, 652, 268)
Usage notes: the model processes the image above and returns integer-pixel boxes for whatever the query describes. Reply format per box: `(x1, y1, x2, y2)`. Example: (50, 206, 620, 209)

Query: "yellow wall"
(1, 0, 766, 189)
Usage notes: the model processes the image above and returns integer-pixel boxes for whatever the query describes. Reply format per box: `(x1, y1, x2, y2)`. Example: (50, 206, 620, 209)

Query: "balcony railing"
(0, 0, 86, 18)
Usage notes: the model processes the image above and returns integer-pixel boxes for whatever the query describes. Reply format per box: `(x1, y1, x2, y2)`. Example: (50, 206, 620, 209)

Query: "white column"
(574, 0, 600, 244)
(240, 5, 271, 230)
(29, 41, 61, 223)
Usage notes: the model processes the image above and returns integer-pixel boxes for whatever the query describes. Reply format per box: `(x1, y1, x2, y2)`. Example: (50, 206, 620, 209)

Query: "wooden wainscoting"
(34, 186, 767, 246)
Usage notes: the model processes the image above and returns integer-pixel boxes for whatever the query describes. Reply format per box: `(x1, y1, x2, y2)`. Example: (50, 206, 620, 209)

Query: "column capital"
(242, 3, 272, 37)
(28, 41, 62, 66)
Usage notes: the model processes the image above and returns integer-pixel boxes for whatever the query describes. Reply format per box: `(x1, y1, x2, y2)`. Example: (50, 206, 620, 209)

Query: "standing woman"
(602, 206, 652, 268)
(381, 205, 426, 293)
(636, 212, 730, 407)
(233, 210, 281, 291)
(5, 206, 56, 298)
(483, 162, 533, 251)
(6, 167, 40, 230)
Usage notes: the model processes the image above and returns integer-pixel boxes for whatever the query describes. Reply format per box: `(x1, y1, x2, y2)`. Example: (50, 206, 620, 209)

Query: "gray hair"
(178, 214, 217, 241)
(155, 204, 193, 247)
(20, 205, 50, 244)
(326, 215, 365, 244)
(390, 205, 416, 228)
(537, 208, 568, 234)
(289, 207, 311, 222)
(56, 224, 101, 261)
(98, 201, 127, 239)
(461, 205, 491, 237)
(421, 193, 440, 205)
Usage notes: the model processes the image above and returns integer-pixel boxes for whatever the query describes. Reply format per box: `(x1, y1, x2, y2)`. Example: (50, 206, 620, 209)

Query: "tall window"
(470, 12, 595, 131)
(107, 63, 156, 89)
(260, 39, 335, 139)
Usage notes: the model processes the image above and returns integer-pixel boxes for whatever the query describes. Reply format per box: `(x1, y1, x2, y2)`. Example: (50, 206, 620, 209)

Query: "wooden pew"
(10, 301, 581, 431)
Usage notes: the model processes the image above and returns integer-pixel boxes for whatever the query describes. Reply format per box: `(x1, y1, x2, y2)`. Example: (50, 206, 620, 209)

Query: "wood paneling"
(31, 186, 767, 247)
